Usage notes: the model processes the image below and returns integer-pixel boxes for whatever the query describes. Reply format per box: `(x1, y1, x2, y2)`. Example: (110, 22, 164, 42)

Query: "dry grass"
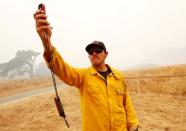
(124, 64, 186, 95)
(0, 64, 186, 131)
(0, 88, 185, 131)
(0, 87, 81, 131)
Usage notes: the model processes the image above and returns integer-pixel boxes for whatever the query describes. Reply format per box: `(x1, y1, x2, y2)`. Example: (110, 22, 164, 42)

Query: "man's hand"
(33, 5, 53, 56)
(129, 125, 138, 131)
(34, 9, 52, 42)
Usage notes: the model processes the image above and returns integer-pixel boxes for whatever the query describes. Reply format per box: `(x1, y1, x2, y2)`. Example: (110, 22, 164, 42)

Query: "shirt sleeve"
(123, 77, 139, 129)
(43, 47, 85, 88)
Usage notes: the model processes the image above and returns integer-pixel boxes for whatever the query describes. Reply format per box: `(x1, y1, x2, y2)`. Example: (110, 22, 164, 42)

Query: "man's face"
(88, 48, 108, 67)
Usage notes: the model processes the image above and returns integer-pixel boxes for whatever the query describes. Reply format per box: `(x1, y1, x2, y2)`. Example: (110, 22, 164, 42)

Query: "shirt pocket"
(86, 85, 100, 94)
(115, 87, 125, 107)
(115, 86, 125, 95)
(85, 85, 101, 106)
(116, 87, 125, 95)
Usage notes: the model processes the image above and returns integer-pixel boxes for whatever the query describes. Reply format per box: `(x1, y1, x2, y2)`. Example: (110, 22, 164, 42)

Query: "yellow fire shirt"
(44, 48, 138, 131)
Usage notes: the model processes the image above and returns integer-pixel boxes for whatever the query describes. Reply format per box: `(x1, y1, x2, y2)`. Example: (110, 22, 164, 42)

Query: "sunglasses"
(88, 48, 104, 55)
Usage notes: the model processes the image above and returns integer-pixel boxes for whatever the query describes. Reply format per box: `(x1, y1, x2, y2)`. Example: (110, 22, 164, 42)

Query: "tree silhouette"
(0, 50, 40, 78)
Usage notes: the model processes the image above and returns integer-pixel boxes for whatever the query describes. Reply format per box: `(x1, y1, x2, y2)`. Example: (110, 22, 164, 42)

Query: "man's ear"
(105, 51, 108, 58)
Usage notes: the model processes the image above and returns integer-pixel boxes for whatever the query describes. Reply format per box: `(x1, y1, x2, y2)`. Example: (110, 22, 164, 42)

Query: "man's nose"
(92, 52, 97, 55)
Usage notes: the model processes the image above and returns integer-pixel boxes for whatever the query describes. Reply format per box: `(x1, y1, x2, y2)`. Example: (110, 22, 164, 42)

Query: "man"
(34, 8, 138, 131)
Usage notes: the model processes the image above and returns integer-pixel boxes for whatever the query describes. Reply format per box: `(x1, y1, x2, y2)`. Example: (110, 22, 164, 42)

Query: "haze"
(0, 0, 185, 70)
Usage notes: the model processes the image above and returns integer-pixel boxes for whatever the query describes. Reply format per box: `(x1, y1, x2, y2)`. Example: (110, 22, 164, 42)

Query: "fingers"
(36, 19, 50, 28)
(33, 8, 52, 40)
(34, 10, 47, 21)
(33, 10, 45, 17)
(37, 25, 52, 32)
(34, 14, 47, 21)
(36, 19, 51, 35)
(34, 10, 51, 32)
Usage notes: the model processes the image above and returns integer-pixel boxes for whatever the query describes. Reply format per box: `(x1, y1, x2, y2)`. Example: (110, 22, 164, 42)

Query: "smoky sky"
(0, 0, 185, 69)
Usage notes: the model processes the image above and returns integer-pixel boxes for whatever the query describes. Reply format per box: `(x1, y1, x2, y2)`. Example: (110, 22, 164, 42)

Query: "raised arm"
(33, 5, 85, 88)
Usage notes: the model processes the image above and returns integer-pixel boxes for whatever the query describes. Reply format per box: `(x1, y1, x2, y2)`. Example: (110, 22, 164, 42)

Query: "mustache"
(92, 55, 99, 60)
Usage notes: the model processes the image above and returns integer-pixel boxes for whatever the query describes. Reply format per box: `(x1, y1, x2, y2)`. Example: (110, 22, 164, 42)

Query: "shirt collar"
(108, 65, 120, 79)
(89, 65, 98, 75)
(89, 64, 120, 79)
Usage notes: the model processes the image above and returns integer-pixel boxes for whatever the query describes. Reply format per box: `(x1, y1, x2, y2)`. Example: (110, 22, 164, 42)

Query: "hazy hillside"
(144, 47, 186, 66)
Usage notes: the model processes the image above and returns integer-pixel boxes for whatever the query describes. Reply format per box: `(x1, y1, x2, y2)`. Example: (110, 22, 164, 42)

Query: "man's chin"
(92, 62, 102, 67)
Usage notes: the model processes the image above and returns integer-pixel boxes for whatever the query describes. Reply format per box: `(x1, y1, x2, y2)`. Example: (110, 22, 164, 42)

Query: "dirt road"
(0, 84, 65, 105)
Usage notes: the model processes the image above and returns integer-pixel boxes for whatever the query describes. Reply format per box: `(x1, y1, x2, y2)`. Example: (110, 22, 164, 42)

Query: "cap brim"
(85, 44, 104, 52)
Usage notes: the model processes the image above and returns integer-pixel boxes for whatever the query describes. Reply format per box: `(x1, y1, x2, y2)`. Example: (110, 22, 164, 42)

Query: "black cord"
(38, 3, 70, 128)
(44, 32, 70, 128)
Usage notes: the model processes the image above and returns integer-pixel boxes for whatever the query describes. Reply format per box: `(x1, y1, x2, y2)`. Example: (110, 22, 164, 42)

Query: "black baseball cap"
(85, 41, 106, 52)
